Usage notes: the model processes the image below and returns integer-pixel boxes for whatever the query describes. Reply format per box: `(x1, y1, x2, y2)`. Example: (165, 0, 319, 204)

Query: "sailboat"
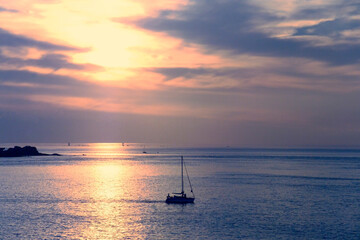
(166, 156, 195, 204)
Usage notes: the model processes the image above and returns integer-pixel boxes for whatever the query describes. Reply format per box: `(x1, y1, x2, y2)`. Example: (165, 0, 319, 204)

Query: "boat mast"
(181, 156, 184, 195)
(184, 160, 195, 198)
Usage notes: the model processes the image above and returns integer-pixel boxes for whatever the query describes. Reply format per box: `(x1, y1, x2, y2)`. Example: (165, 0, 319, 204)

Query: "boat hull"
(166, 196, 195, 204)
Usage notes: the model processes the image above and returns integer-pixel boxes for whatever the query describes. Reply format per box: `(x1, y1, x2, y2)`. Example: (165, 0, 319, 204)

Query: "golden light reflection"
(46, 143, 159, 238)
(89, 143, 126, 156)
(91, 164, 125, 199)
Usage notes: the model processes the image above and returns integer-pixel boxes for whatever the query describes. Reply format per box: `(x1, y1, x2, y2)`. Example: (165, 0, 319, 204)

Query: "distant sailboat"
(143, 145, 147, 154)
(166, 156, 195, 204)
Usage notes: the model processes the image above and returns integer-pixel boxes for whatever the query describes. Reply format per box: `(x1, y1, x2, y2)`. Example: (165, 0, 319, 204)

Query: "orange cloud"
(27, 94, 217, 117)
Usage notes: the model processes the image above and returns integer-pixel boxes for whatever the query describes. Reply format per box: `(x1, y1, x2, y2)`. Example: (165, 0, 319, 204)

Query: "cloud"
(149, 59, 360, 92)
(130, 0, 360, 66)
(149, 67, 256, 89)
(292, 0, 360, 20)
(0, 69, 92, 96)
(0, 6, 18, 13)
(285, 0, 360, 44)
(0, 27, 100, 76)
(2, 77, 360, 146)
(0, 52, 102, 71)
(0, 28, 79, 51)
(294, 18, 360, 38)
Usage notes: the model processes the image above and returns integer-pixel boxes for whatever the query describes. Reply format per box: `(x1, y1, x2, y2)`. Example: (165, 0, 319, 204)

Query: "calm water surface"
(0, 143, 359, 239)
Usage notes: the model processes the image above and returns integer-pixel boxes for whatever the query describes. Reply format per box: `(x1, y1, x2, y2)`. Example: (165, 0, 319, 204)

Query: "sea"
(0, 143, 359, 239)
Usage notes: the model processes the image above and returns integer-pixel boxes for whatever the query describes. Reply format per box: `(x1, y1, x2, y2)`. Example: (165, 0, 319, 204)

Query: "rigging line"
(183, 161, 195, 197)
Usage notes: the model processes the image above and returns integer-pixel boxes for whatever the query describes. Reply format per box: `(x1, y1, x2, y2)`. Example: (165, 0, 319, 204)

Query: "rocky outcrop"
(0, 146, 61, 157)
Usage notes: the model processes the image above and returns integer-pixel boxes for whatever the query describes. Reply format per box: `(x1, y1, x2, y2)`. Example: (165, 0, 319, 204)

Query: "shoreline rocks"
(0, 146, 61, 157)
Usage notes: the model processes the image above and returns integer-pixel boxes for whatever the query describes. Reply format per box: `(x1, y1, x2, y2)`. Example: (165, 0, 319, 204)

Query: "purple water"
(0, 143, 359, 239)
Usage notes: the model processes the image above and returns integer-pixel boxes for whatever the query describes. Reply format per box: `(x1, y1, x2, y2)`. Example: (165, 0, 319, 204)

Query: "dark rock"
(0, 146, 61, 157)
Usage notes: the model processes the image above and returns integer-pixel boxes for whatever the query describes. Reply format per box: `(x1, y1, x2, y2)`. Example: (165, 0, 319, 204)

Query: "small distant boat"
(166, 156, 195, 204)
(143, 145, 147, 154)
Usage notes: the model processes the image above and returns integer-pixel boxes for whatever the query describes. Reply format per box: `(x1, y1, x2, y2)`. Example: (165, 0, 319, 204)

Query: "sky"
(1, 0, 360, 147)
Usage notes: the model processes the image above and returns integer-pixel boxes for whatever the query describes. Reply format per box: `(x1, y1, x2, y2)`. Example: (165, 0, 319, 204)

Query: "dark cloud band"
(0, 28, 78, 51)
(131, 0, 360, 66)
